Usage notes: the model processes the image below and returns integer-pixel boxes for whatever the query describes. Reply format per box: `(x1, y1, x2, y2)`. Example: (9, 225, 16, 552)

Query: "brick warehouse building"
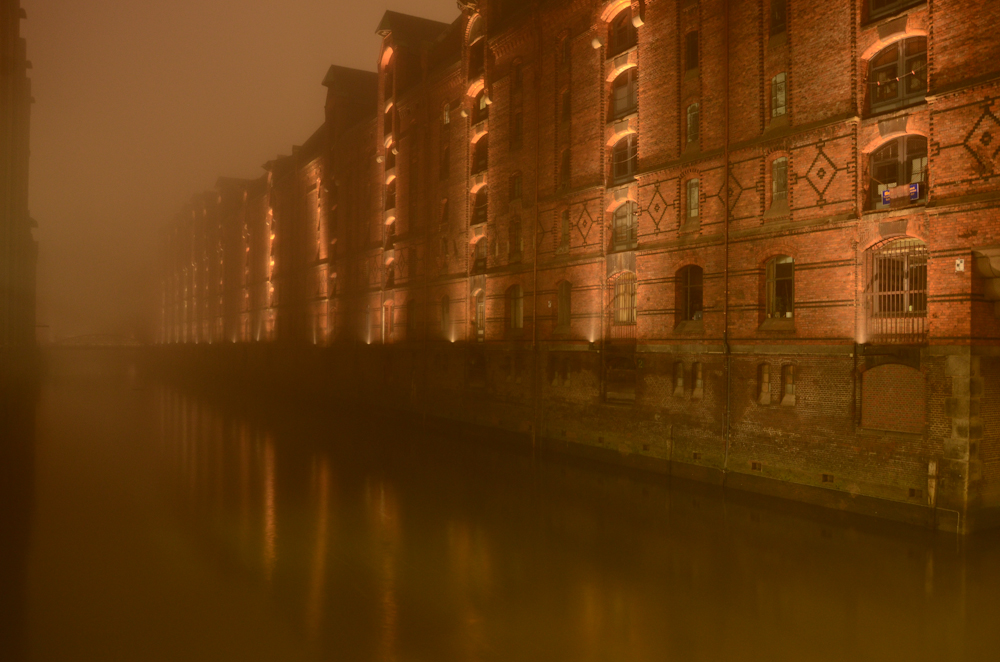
(1, 0, 37, 388)
(159, 0, 1000, 533)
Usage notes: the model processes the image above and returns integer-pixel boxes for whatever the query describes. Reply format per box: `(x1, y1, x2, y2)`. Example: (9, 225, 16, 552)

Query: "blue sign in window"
(882, 190, 891, 206)
(909, 183, 920, 201)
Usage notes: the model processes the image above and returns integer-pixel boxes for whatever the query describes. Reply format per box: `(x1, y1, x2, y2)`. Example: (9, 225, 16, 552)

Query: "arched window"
(869, 136, 927, 210)
(869, 37, 927, 114)
(864, 238, 928, 344)
(472, 90, 489, 123)
(473, 188, 488, 225)
(474, 291, 486, 340)
(440, 295, 451, 337)
(472, 136, 489, 174)
(610, 272, 637, 337)
(766, 255, 794, 319)
(507, 284, 524, 331)
(676, 265, 704, 324)
(612, 201, 638, 250)
(557, 281, 572, 329)
(468, 17, 485, 79)
(611, 68, 638, 119)
(612, 134, 637, 183)
(609, 8, 638, 57)
(385, 181, 396, 211)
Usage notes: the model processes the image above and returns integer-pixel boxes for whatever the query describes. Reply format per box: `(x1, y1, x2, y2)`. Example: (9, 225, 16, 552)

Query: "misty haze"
(3, 0, 1000, 660)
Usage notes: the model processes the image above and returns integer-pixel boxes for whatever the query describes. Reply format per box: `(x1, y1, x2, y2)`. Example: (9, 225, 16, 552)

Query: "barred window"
(612, 201, 637, 251)
(612, 272, 637, 326)
(863, 238, 928, 344)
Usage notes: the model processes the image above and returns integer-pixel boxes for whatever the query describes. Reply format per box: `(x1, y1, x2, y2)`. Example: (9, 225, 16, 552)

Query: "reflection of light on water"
(263, 435, 277, 582)
(306, 457, 331, 637)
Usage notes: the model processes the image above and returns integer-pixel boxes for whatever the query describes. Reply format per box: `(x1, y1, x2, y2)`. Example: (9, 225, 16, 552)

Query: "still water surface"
(3, 357, 1000, 661)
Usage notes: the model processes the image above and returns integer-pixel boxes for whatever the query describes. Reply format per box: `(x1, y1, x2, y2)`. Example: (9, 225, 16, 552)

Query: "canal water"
(2, 353, 999, 661)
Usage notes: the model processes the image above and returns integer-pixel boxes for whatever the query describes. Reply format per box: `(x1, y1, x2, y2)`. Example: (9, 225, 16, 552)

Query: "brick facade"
(158, 0, 1000, 532)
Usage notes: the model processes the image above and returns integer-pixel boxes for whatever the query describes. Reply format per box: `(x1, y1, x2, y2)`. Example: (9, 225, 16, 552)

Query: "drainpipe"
(531, 4, 542, 450)
(722, 0, 733, 480)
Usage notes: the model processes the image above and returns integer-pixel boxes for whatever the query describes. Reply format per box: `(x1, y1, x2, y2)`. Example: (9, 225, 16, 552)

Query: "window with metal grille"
(870, 37, 926, 114)
(771, 73, 787, 118)
(766, 255, 794, 319)
(863, 238, 928, 344)
(611, 68, 638, 120)
(687, 103, 700, 145)
(472, 137, 489, 175)
(609, 8, 638, 56)
(612, 134, 637, 183)
(685, 31, 699, 71)
(612, 201, 637, 250)
(474, 291, 485, 340)
(676, 265, 704, 323)
(869, 136, 927, 210)
(557, 281, 572, 329)
(612, 272, 637, 328)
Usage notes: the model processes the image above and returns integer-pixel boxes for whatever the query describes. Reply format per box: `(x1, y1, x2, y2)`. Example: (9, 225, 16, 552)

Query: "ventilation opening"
(751, 461, 762, 472)
(692, 451, 701, 461)
(822, 474, 834, 483)
(909, 488, 924, 499)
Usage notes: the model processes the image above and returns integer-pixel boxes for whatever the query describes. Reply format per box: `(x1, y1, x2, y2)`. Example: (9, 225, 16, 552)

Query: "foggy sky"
(23, 0, 459, 342)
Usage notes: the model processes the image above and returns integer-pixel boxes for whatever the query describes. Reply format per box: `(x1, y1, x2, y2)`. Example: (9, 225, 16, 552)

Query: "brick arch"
(380, 46, 394, 68)
(859, 29, 928, 63)
(599, 0, 633, 23)
(861, 363, 926, 434)
(860, 130, 928, 156)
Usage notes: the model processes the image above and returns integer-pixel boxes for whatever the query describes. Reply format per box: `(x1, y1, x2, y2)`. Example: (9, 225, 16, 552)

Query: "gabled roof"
(375, 10, 453, 44)
(322, 65, 378, 92)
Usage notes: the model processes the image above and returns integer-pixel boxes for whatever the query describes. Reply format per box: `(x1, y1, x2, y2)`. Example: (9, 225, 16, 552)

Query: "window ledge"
(861, 1, 927, 28)
(763, 201, 790, 220)
(758, 318, 795, 332)
(607, 44, 638, 62)
(674, 320, 704, 335)
(867, 97, 926, 119)
(684, 67, 699, 82)
(765, 113, 789, 133)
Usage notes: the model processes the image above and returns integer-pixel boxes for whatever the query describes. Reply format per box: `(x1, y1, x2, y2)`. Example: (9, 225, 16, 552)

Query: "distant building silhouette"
(0, 0, 37, 385)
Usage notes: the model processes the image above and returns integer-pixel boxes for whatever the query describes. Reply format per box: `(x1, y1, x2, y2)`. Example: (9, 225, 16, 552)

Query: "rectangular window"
(772, 157, 788, 203)
(687, 103, 700, 145)
(686, 178, 700, 221)
(770, 1, 787, 36)
(685, 31, 699, 71)
(771, 73, 787, 118)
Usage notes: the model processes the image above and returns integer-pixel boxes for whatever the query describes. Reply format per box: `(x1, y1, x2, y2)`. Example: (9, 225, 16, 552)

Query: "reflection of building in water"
(0, 0, 37, 385)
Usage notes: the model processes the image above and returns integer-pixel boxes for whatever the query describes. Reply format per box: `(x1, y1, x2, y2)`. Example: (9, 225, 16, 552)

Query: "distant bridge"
(51, 335, 143, 348)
